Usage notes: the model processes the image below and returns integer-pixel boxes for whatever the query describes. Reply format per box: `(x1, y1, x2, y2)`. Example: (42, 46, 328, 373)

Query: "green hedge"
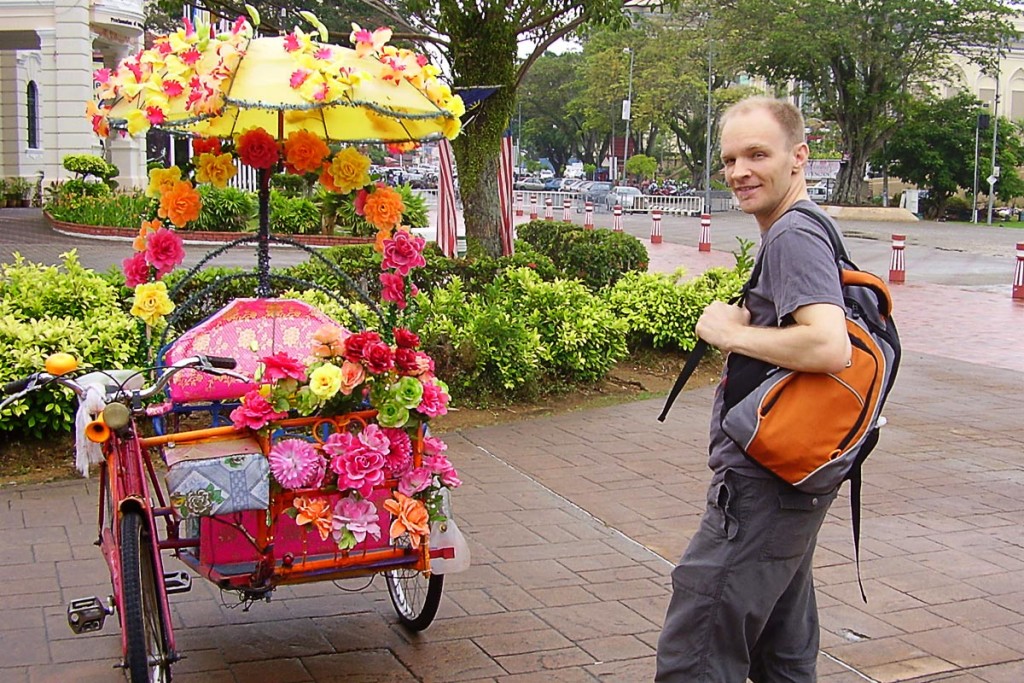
(516, 220, 648, 291)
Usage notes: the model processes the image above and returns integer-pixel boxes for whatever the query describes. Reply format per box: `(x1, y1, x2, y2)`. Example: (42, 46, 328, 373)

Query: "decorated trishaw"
(1, 12, 469, 682)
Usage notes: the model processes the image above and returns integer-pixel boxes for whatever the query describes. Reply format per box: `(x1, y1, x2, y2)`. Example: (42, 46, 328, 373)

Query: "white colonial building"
(0, 0, 147, 189)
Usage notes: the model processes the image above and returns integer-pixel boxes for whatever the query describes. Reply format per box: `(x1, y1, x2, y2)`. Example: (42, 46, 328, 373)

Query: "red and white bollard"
(514, 192, 523, 217)
(698, 213, 712, 252)
(650, 209, 663, 244)
(544, 197, 554, 220)
(1013, 242, 1024, 300)
(562, 197, 572, 222)
(529, 194, 538, 220)
(889, 234, 906, 284)
(612, 205, 624, 232)
(584, 202, 594, 229)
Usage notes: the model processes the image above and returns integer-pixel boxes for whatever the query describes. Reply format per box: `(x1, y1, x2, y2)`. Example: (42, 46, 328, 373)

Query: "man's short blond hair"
(722, 97, 806, 148)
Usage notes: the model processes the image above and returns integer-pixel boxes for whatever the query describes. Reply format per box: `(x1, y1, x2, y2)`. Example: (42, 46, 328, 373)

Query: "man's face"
(720, 108, 807, 226)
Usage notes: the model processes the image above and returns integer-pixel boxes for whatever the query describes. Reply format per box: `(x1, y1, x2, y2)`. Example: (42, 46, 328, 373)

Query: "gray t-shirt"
(706, 201, 845, 482)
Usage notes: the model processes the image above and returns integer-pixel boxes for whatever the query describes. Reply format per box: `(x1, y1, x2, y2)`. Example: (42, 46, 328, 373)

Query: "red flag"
(436, 138, 457, 258)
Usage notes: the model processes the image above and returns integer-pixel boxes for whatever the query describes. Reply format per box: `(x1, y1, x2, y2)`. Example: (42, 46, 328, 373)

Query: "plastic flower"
(230, 389, 288, 431)
(157, 180, 202, 228)
(376, 401, 409, 429)
(195, 152, 237, 189)
(392, 376, 424, 410)
(333, 446, 386, 497)
(424, 450, 461, 489)
(362, 342, 394, 375)
(294, 495, 334, 541)
(383, 492, 430, 549)
(191, 137, 222, 155)
(343, 331, 381, 364)
(332, 495, 381, 550)
(130, 281, 175, 326)
(380, 272, 407, 309)
(283, 130, 331, 175)
(236, 127, 280, 169)
(398, 466, 432, 497)
(133, 218, 162, 252)
(260, 352, 307, 383)
(349, 23, 392, 58)
(122, 252, 151, 288)
(381, 230, 426, 276)
(393, 328, 420, 349)
(308, 362, 343, 399)
(269, 439, 321, 489)
(311, 324, 347, 358)
(338, 360, 365, 395)
(362, 185, 405, 231)
(327, 147, 371, 194)
(418, 380, 450, 418)
(144, 227, 185, 276)
(146, 166, 182, 198)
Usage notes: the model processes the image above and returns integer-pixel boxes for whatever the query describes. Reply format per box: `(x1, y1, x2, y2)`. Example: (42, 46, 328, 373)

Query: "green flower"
(376, 401, 410, 428)
(392, 376, 424, 410)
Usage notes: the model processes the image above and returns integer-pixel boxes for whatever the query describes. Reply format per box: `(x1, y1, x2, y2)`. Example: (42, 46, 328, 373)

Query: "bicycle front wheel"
(119, 511, 171, 682)
(384, 568, 443, 631)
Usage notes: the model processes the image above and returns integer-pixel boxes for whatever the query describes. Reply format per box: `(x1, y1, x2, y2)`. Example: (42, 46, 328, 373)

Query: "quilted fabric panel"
(167, 452, 270, 519)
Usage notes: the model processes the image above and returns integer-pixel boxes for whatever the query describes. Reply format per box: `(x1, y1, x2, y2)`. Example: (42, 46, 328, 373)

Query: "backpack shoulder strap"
(786, 204, 853, 267)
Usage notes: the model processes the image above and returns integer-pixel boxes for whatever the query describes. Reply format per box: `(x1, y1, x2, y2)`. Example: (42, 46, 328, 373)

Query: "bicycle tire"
(120, 511, 171, 682)
(384, 568, 443, 631)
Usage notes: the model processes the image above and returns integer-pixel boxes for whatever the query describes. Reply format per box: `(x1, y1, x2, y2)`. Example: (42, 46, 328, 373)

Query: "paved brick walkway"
(2, 212, 1024, 681)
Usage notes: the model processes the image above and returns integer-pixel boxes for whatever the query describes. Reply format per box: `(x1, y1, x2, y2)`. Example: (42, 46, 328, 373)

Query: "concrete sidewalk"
(3, 214, 1024, 681)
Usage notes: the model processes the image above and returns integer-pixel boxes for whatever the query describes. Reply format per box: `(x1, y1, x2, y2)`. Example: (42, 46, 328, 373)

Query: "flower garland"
(230, 323, 457, 552)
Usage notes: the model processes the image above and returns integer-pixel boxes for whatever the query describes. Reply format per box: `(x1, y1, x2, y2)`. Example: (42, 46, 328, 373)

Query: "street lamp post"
(703, 35, 713, 216)
(622, 47, 634, 184)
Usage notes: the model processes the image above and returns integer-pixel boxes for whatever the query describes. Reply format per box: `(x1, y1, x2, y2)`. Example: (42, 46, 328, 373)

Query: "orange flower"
(133, 218, 163, 251)
(294, 496, 333, 541)
(373, 226, 392, 253)
(283, 130, 330, 175)
(363, 186, 405, 232)
(382, 492, 430, 549)
(146, 166, 182, 199)
(327, 147, 371, 194)
(157, 180, 202, 228)
(236, 127, 280, 169)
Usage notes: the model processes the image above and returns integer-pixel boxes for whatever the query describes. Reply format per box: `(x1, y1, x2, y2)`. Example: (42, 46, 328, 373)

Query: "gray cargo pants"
(655, 469, 837, 683)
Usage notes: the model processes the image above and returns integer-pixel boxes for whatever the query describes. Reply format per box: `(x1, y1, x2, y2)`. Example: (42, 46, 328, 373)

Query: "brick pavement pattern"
(3, 211, 1024, 681)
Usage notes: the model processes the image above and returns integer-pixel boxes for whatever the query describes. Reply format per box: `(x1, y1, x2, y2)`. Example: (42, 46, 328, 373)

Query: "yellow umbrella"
(94, 21, 463, 143)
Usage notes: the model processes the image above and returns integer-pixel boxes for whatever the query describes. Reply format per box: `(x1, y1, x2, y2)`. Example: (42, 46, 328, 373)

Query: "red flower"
(236, 127, 280, 169)
(362, 342, 395, 375)
(144, 228, 185, 277)
(394, 347, 420, 375)
(192, 137, 222, 156)
(393, 328, 420, 349)
(344, 330, 382, 364)
(380, 272, 407, 309)
(122, 251, 151, 287)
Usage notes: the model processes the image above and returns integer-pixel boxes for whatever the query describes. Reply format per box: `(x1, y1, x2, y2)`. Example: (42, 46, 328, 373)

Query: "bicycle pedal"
(67, 596, 113, 634)
(163, 570, 192, 594)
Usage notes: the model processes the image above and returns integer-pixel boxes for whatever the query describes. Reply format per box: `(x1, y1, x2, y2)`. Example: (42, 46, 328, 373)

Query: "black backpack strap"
(786, 204, 853, 266)
(850, 465, 867, 603)
(657, 338, 709, 422)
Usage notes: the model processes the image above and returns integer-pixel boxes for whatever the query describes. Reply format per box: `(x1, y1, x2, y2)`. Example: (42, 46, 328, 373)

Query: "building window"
(27, 81, 39, 149)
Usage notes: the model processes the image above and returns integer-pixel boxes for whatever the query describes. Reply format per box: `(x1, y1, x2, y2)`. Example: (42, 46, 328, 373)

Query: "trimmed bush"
(189, 185, 256, 232)
(269, 191, 320, 234)
(516, 220, 648, 291)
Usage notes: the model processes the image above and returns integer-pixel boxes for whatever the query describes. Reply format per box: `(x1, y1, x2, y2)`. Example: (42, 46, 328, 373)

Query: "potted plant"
(6, 177, 30, 207)
(0, 178, 7, 207)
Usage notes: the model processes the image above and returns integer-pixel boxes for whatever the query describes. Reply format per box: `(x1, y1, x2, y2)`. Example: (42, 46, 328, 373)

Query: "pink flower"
(380, 427, 412, 475)
(290, 69, 310, 88)
(417, 380, 450, 418)
(423, 435, 447, 457)
(334, 447, 386, 497)
(424, 452, 461, 489)
(260, 352, 307, 382)
(380, 272, 407, 309)
(381, 231, 427, 276)
(362, 341, 394, 374)
(354, 188, 369, 216)
(323, 431, 356, 458)
(268, 438, 322, 489)
(332, 495, 381, 545)
(338, 360, 365, 395)
(398, 466, 432, 496)
(230, 389, 288, 431)
(144, 228, 185, 276)
(122, 251, 151, 287)
(357, 423, 391, 457)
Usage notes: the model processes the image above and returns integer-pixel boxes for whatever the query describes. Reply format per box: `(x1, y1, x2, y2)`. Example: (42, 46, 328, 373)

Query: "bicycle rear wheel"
(384, 569, 443, 631)
(119, 511, 171, 682)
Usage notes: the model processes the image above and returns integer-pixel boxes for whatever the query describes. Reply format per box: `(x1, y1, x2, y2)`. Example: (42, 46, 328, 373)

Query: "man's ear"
(792, 142, 809, 174)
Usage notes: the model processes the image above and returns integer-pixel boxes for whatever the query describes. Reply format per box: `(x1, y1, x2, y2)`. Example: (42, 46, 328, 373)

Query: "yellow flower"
(125, 109, 150, 136)
(146, 166, 182, 198)
(130, 281, 175, 326)
(308, 363, 343, 399)
(328, 147, 371, 194)
(195, 152, 237, 189)
(441, 116, 462, 140)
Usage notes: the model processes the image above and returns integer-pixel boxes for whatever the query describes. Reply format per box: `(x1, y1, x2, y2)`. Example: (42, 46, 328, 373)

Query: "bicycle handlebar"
(0, 355, 246, 413)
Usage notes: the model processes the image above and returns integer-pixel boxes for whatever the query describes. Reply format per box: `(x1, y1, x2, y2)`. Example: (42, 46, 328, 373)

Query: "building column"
(43, 1, 95, 180)
(0, 51, 19, 176)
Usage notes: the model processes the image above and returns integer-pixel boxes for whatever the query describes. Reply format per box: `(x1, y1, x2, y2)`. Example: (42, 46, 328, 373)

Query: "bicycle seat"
(161, 298, 342, 404)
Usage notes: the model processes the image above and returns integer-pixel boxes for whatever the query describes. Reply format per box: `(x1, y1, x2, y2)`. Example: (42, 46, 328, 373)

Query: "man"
(655, 97, 851, 682)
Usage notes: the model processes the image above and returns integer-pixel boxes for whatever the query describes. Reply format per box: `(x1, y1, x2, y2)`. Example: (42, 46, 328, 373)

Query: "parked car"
(543, 177, 563, 191)
(580, 181, 613, 207)
(605, 186, 647, 213)
(515, 176, 546, 191)
(807, 184, 829, 203)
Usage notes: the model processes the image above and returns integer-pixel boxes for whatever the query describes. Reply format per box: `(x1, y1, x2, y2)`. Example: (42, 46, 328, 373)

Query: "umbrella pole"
(257, 167, 271, 297)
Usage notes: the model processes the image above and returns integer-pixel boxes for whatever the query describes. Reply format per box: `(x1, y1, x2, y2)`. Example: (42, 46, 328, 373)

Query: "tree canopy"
(719, 0, 1019, 206)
